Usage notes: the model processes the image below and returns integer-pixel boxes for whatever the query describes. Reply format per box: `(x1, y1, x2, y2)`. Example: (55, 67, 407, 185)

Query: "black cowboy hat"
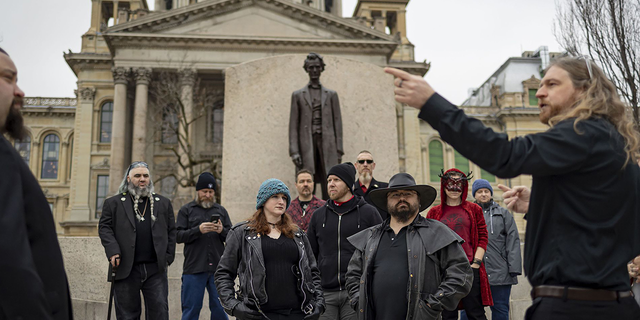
(369, 173, 437, 212)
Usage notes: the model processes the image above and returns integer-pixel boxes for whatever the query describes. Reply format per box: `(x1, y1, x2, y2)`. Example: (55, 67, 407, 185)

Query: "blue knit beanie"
(256, 179, 291, 210)
(472, 179, 493, 196)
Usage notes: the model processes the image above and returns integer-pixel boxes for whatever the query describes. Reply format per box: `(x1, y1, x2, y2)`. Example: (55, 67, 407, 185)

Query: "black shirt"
(176, 201, 232, 274)
(133, 197, 157, 265)
(372, 226, 409, 320)
(419, 93, 640, 290)
(261, 234, 301, 311)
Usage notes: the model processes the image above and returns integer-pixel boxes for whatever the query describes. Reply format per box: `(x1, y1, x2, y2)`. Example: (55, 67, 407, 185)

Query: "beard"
(387, 200, 419, 223)
(197, 194, 214, 209)
(329, 186, 349, 201)
(358, 171, 372, 184)
(4, 98, 26, 140)
(128, 181, 154, 198)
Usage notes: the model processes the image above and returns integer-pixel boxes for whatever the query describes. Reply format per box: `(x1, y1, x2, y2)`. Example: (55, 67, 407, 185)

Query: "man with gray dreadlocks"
(98, 161, 177, 319)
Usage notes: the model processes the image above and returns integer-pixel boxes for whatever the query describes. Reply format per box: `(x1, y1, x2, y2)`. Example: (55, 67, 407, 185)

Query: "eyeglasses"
(578, 55, 593, 79)
(388, 191, 418, 199)
(357, 159, 374, 164)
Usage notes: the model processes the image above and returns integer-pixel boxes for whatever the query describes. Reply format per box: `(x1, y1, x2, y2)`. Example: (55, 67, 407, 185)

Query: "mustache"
(396, 200, 410, 207)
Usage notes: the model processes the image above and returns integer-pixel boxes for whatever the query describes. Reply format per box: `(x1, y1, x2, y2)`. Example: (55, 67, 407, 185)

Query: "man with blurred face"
(177, 172, 231, 320)
(99, 161, 177, 320)
(0, 47, 73, 319)
(307, 163, 382, 320)
(287, 169, 326, 231)
(386, 56, 640, 318)
(346, 173, 472, 320)
(353, 150, 389, 220)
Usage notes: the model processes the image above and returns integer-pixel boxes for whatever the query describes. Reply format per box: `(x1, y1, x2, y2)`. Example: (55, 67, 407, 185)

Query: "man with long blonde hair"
(385, 57, 640, 319)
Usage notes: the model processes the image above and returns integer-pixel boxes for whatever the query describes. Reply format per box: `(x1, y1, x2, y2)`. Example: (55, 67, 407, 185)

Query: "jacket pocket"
(415, 299, 441, 320)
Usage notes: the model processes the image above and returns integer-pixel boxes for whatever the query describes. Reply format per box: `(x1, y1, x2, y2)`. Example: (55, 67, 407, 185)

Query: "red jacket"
(427, 168, 493, 307)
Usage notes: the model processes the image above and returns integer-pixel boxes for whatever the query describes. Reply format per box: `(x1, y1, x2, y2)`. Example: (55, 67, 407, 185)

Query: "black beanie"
(196, 172, 217, 192)
(327, 162, 356, 192)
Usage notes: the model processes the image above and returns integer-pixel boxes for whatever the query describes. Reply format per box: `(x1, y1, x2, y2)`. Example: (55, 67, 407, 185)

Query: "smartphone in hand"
(210, 213, 221, 223)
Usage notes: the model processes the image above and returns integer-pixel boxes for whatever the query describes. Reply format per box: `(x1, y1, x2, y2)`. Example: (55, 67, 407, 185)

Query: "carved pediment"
(105, 0, 394, 42)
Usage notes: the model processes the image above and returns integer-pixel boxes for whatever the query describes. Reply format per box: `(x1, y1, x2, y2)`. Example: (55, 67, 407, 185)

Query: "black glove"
(303, 304, 324, 320)
(233, 303, 262, 320)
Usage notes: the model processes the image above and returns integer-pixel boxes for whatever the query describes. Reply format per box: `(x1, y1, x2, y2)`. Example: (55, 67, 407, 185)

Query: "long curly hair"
(546, 57, 640, 166)
(247, 208, 297, 238)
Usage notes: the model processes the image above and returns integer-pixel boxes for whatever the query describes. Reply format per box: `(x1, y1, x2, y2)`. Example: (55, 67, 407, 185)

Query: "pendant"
(140, 216, 145, 222)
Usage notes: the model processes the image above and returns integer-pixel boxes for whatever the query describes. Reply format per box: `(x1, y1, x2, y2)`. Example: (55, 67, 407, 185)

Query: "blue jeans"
(181, 273, 228, 320)
(461, 285, 511, 320)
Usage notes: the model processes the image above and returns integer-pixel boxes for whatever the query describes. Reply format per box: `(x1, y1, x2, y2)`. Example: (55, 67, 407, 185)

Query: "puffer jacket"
(345, 214, 473, 320)
(480, 200, 522, 286)
(214, 221, 325, 317)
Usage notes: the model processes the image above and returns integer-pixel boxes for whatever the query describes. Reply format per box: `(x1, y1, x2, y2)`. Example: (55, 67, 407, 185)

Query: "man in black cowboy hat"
(345, 173, 472, 320)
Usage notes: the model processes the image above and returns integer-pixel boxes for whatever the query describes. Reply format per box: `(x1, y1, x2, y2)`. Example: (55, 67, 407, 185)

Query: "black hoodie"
(306, 195, 382, 291)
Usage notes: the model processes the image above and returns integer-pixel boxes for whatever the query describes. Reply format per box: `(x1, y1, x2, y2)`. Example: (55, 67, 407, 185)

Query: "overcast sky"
(0, 0, 562, 104)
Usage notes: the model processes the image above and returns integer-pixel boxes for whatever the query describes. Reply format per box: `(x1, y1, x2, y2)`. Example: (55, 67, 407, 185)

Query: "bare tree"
(149, 68, 224, 197)
(555, 0, 640, 125)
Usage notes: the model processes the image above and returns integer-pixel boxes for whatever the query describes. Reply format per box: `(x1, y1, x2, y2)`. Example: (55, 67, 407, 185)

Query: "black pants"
(114, 263, 169, 320)
(264, 309, 305, 320)
(442, 268, 486, 320)
(525, 296, 640, 320)
(312, 133, 328, 200)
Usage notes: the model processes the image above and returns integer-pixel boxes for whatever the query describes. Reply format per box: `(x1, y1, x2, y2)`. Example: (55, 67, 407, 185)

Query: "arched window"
(428, 140, 444, 182)
(454, 150, 470, 174)
(14, 135, 31, 163)
(100, 102, 113, 143)
(41, 134, 60, 179)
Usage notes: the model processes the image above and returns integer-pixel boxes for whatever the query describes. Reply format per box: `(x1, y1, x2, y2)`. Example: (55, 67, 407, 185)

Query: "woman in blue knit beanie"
(215, 179, 325, 320)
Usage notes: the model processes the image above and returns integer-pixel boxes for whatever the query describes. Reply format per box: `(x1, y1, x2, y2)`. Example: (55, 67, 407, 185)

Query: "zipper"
(297, 237, 308, 311)
(247, 237, 271, 320)
(337, 214, 342, 289)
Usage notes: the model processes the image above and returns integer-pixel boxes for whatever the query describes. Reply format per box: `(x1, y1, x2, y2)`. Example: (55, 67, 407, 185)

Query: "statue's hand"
(292, 154, 303, 167)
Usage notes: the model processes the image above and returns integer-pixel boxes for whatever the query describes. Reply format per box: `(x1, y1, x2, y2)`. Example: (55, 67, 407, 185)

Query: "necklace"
(267, 222, 278, 228)
(131, 195, 148, 222)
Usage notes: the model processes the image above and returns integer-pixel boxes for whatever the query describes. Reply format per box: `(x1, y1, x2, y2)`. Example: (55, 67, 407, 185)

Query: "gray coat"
(289, 83, 343, 174)
(345, 215, 472, 320)
(481, 201, 521, 286)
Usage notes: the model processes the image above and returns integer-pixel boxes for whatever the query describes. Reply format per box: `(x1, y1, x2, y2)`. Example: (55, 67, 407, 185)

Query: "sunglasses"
(357, 159, 374, 164)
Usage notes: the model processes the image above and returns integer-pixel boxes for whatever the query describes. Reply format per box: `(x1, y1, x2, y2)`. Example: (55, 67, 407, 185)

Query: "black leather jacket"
(215, 222, 325, 317)
(345, 215, 472, 320)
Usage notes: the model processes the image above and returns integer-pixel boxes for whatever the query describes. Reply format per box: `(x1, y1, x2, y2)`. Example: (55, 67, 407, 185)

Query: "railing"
(24, 97, 77, 107)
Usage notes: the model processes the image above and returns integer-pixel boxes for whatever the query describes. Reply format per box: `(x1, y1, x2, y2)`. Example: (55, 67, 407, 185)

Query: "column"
(177, 68, 196, 186)
(131, 67, 152, 162)
(155, 0, 166, 11)
(397, 9, 408, 43)
(108, 67, 130, 195)
(67, 87, 96, 220)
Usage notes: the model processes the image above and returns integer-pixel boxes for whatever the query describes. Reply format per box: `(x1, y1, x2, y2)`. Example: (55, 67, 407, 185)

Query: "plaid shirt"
(286, 196, 325, 232)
